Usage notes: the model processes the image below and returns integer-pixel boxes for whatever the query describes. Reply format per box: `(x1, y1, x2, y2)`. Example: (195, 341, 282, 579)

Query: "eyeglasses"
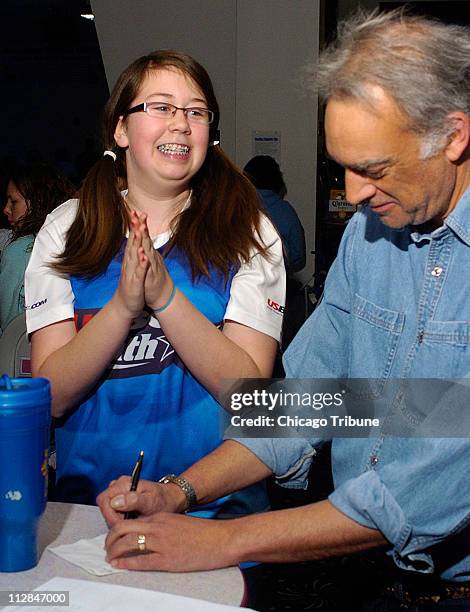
(124, 101, 214, 125)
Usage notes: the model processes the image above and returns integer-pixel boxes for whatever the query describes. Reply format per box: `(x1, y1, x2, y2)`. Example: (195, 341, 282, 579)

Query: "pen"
(123, 450, 144, 520)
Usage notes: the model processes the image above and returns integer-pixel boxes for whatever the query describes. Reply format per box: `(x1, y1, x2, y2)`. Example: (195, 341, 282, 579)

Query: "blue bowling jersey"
(54, 242, 267, 513)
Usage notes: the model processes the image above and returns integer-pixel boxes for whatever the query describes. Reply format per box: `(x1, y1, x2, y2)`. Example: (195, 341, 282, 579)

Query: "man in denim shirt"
(99, 9, 470, 609)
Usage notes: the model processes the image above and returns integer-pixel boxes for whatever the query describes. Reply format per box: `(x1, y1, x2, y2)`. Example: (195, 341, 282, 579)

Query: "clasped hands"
(97, 476, 239, 572)
(112, 210, 174, 321)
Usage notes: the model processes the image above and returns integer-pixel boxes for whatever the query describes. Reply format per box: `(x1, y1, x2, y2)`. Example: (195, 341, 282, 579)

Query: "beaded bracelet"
(153, 282, 176, 314)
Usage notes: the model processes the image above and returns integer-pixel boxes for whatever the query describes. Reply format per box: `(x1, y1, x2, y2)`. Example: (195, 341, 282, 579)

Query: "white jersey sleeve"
(225, 215, 285, 342)
(25, 199, 78, 334)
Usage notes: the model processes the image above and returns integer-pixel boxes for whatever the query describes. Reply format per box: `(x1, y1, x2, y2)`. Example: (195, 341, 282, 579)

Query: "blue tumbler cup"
(0, 375, 51, 572)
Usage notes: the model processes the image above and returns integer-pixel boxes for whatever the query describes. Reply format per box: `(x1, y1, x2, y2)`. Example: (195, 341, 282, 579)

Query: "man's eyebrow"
(347, 158, 394, 172)
(325, 151, 394, 171)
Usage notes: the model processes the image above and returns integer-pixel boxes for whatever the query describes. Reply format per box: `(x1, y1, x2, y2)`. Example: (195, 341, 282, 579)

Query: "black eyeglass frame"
(124, 101, 214, 124)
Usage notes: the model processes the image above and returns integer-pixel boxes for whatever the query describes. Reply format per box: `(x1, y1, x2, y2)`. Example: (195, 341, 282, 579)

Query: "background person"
(25, 51, 285, 510)
(244, 155, 305, 275)
(244, 155, 306, 354)
(98, 11, 470, 610)
(0, 229, 12, 255)
(0, 163, 74, 334)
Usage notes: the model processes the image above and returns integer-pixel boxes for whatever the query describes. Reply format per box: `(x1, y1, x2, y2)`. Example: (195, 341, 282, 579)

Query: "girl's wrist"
(151, 278, 176, 314)
(108, 294, 138, 323)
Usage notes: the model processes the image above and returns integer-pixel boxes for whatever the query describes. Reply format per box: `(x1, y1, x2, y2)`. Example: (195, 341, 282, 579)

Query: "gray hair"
(314, 9, 470, 158)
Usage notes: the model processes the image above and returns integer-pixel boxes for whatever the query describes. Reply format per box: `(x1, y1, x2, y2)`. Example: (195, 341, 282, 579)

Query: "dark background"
(1, 0, 109, 226)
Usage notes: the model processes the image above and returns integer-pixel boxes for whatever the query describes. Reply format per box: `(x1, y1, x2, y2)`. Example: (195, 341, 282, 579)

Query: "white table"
(0, 502, 245, 607)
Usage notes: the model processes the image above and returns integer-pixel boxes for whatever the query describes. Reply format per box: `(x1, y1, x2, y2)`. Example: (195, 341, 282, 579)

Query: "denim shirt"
(232, 189, 470, 581)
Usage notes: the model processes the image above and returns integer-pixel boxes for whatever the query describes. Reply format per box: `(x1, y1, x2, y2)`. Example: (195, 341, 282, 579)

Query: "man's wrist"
(158, 474, 197, 512)
(157, 480, 188, 513)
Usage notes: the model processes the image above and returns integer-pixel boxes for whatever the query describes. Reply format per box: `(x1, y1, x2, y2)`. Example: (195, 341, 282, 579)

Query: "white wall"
(91, 1, 320, 280)
(236, 1, 319, 281)
(91, 0, 237, 158)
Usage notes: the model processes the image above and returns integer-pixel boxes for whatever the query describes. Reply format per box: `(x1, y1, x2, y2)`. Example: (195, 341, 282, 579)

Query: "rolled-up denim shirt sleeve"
(224, 437, 320, 490)
(329, 439, 470, 574)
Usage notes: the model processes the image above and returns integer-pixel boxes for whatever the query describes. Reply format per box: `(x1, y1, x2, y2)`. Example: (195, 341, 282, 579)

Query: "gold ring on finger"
(137, 533, 146, 552)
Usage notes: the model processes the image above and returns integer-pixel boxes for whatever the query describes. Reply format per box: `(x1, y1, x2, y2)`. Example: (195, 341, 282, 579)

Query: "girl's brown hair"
(8, 163, 75, 242)
(52, 50, 269, 279)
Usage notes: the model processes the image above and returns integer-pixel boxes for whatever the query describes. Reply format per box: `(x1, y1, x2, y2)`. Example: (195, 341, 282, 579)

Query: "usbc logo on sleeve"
(266, 298, 285, 315)
(75, 308, 184, 378)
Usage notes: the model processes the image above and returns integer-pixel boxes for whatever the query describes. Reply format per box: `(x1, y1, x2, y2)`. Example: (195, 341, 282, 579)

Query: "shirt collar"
(409, 184, 470, 246)
(443, 184, 470, 246)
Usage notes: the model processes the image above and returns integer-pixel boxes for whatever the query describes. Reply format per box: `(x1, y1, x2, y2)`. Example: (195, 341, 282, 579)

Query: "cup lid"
(0, 375, 51, 409)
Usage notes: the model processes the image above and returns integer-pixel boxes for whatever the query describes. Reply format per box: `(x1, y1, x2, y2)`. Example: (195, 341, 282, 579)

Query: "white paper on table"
(5, 577, 255, 612)
(48, 533, 125, 576)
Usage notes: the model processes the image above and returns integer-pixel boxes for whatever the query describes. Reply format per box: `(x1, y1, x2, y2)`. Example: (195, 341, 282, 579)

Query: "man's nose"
(345, 169, 377, 205)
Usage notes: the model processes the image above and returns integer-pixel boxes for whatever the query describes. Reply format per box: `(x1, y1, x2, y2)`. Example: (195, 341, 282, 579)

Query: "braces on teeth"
(158, 144, 190, 154)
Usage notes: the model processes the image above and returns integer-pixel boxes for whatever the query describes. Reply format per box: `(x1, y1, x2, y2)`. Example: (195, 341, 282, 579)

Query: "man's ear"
(444, 112, 470, 162)
(114, 116, 129, 148)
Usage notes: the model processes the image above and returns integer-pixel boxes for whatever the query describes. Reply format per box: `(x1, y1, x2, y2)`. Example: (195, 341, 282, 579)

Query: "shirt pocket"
(418, 320, 470, 378)
(350, 294, 405, 396)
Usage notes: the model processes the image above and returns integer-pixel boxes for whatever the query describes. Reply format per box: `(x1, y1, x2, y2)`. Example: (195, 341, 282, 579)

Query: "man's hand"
(97, 476, 186, 526)
(105, 513, 237, 572)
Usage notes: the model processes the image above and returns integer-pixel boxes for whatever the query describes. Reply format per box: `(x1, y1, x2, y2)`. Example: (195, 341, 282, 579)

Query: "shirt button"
(370, 455, 379, 466)
(431, 266, 443, 277)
